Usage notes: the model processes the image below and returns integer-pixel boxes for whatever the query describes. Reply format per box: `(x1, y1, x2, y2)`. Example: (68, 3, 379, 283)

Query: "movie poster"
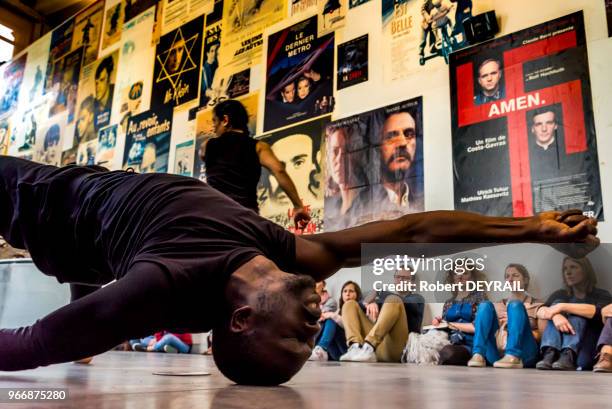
(101, 0, 126, 51)
(290, 0, 347, 36)
(161, 0, 212, 34)
(19, 32, 51, 108)
(257, 116, 329, 234)
(96, 124, 119, 165)
(349, 0, 371, 8)
(77, 139, 98, 165)
(0, 119, 10, 155)
(125, 0, 159, 21)
(607, 0, 612, 37)
(9, 99, 49, 157)
(220, 0, 285, 73)
(0, 54, 27, 118)
(112, 6, 156, 134)
(199, 14, 222, 107)
(45, 19, 74, 94)
(324, 97, 424, 231)
(123, 110, 172, 172)
(48, 47, 83, 122)
(71, 1, 104, 66)
(34, 112, 67, 166)
(61, 146, 78, 165)
(74, 50, 120, 148)
(264, 16, 334, 132)
(337, 34, 368, 90)
(193, 91, 259, 179)
(381, 0, 492, 81)
(174, 139, 195, 176)
(151, 15, 204, 112)
(450, 12, 603, 220)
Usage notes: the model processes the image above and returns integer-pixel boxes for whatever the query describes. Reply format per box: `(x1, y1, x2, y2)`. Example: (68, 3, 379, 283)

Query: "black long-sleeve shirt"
(0, 157, 295, 370)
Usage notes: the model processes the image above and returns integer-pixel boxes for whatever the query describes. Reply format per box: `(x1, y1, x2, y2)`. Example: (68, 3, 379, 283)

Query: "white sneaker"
(352, 342, 377, 363)
(340, 343, 362, 361)
(308, 346, 329, 361)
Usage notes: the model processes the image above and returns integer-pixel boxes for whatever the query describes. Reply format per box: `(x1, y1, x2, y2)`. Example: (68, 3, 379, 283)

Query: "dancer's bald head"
(213, 256, 320, 385)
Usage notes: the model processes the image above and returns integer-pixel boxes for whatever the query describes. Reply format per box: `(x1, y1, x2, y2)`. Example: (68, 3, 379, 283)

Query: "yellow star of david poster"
(151, 15, 204, 111)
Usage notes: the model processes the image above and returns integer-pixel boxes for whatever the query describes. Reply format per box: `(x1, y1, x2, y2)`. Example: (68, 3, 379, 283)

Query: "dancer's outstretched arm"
(294, 210, 598, 281)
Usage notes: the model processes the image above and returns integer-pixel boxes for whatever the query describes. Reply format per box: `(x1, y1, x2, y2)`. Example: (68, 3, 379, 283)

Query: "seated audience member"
(434, 266, 488, 365)
(468, 264, 543, 368)
(536, 257, 612, 371)
(317, 280, 338, 314)
(340, 267, 425, 363)
(309, 281, 363, 361)
(594, 303, 612, 372)
(130, 331, 193, 354)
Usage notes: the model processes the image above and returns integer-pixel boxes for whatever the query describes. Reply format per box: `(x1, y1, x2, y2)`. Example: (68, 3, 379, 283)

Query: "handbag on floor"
(401, 329, 450, 365)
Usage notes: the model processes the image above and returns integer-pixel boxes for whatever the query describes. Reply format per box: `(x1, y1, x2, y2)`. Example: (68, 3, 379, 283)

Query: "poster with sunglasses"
(324, 97, 424, 232)
(263, 16, 335, 132)
(150, 15, 204, 112)
(450, 12, 603, 220)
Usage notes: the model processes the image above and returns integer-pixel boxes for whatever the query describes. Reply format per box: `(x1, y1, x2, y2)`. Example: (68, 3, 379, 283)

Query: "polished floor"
(0, 351, 610, 408)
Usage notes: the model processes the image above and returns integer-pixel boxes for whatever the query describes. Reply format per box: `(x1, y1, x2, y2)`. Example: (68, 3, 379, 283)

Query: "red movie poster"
(450, 12, 603, 220)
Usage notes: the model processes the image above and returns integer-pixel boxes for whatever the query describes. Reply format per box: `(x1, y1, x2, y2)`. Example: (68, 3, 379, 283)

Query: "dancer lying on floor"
(0, 156, 599, 385)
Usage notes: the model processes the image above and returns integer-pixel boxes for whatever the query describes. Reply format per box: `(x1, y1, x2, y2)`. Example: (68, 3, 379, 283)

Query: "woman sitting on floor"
(536, 257, 612, 371)
(594, 303, 612, 372)
(433, 265, 488, 366)
(130, 331, 193, 354)
(467, 264, 543, 368)
(309, 281, 363, 361)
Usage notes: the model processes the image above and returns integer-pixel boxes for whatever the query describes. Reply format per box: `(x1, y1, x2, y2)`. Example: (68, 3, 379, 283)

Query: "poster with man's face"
(264, 16, 335, 132)
(257, 116, 329, 235)
(151, 15, 204, 112)
(0, 54, 27, 118)
(450, 12, 603, 220)
(324, 97, 424, 232)
(74, 50, 119, 148)
(71, 1, 104, 66)
(34, 112, 67, 166)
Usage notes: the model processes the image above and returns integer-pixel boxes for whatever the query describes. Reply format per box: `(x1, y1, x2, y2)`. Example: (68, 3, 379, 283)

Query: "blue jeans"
(129, 336, 155, 348)
(316, 319, 347, 361)
(472, 301, 539, 367)
(540, 314, 587, 353)
(152, 334, 191, 354)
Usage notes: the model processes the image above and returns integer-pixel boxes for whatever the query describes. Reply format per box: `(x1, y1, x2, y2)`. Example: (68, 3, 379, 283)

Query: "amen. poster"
(450, 11, 603, 220)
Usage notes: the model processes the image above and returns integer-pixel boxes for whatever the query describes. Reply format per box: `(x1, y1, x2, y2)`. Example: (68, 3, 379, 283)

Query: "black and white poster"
(264, 16, 334, 132)
(450, 12, 603, 219)
(151, 15, 204, 111)
(337, 34, 368, 90)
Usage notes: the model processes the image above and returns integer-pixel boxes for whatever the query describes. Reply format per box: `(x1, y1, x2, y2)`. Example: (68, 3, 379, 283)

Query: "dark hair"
(530, 107, 557, 124)
(213, 99, 249, 134)
(338, 281, 363, 313)
(477, 58, 501, 74)
(80, 95, 95, 114)
(44, 124, 61, 150)
(505, 263, 530, 291)
(95, 56, 114, 80)
(562, 257, 597, 295)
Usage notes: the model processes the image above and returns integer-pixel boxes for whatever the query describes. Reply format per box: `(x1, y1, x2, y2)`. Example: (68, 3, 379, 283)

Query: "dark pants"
(598, 318, 612, 350)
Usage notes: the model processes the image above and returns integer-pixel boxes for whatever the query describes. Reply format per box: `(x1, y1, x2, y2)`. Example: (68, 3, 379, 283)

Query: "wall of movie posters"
(1, 0, 612, 242)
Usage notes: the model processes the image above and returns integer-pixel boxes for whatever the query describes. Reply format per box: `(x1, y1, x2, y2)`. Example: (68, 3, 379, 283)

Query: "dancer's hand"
(293, 207, 311, 231)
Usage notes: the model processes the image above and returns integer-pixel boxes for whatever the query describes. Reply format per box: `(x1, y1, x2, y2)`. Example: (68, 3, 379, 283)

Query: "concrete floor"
(0, 351, 610, 408)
